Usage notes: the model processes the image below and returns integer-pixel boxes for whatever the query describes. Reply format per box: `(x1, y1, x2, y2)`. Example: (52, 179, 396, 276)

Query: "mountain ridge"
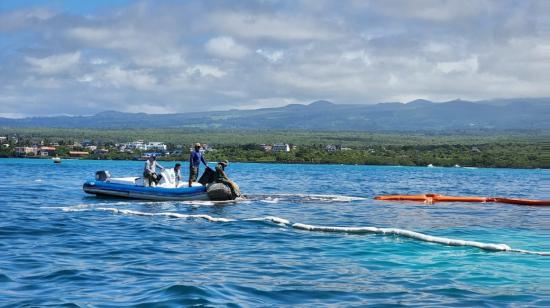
(1, 98, 548, 131)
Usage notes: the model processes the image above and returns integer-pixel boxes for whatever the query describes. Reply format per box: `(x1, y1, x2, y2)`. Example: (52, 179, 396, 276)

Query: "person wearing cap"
(143, 155, 164, 187)
(213, 160, 241, 197)
(214, 160, 230, 183)
(189, 143, 207, 187)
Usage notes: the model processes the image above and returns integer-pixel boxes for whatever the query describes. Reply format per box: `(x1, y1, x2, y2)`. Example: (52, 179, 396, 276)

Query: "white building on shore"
(272, 143, 290, 152)
(15, 147, 38, 156)
(126, 141, 167, 152)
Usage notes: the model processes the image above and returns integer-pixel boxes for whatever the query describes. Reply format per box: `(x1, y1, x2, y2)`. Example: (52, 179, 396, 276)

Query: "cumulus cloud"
(256, 49, 285, 63)
(0, 0, 549, 117)
(0, 7, 54, 31)
(186, 65, 227, 78)
(207, 11, 341, 41)
(205, 36, 250, 59)
(436, 56, 479, 74)
(366, 0, 493, 22)
(99, 66, 157, 90)
(25, 52, 81, 74)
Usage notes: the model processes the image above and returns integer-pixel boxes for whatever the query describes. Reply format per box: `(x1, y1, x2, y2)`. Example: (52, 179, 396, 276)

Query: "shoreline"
(1, 156, 545, 170)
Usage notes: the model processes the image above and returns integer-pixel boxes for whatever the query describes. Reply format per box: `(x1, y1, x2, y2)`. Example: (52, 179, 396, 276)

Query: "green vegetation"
(0, 128, 547, 168)
(205, 143, 545, 168)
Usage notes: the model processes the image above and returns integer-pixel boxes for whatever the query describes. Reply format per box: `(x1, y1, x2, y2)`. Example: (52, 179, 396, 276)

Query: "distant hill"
(1, 98, 549, 131)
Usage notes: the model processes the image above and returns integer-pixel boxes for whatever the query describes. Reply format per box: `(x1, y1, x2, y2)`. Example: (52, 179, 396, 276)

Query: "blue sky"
(1, 0, 549, 117)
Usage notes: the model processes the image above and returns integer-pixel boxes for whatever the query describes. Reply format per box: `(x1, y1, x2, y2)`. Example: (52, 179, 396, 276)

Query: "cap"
(220, 160, 229, 166)
(195, 143, 201, 147)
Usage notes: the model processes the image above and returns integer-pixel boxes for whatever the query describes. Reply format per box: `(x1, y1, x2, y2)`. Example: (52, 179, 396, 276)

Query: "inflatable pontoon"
(83, 168, 239, 201)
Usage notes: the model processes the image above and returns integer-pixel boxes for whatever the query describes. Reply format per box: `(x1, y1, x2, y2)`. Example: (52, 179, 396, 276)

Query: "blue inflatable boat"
(83, 169, 209, 201)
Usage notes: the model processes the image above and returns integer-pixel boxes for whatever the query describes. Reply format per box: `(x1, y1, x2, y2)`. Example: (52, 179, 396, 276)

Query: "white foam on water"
(291, 223, 513, 252)
(244, 216, 291, 225)
(92, 207, 236, 222)
(177, 198, 249, 208)
(254, 193, 367, 202)
(42, 203, 96, 212)
(181, 201, 217, 207)
(34, 179, 43, 182)
(53, 207, 548, 256)
(509, 249, 550, 256)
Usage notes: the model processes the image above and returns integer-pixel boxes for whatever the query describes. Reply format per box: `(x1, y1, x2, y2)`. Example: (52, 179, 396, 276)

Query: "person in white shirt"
(143, 155, 164, 186)
(174, 163, 182, 187)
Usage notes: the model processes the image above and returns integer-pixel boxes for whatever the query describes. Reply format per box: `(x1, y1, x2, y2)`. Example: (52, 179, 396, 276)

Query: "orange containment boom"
(374, 194, 550, 206)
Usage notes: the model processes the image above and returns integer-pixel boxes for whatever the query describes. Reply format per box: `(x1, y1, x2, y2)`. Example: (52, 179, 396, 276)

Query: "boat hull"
(83, 180, 209, 201)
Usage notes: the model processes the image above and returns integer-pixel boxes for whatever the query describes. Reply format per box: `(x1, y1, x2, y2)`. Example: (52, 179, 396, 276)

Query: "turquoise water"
(0, 158, 548, 306)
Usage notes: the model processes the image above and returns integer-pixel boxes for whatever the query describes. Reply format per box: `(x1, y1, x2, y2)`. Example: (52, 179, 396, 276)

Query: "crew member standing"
(189, 143, 207, 187)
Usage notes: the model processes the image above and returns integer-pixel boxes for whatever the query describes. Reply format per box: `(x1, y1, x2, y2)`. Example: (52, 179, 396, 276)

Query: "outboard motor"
(95, 170, 111, 181)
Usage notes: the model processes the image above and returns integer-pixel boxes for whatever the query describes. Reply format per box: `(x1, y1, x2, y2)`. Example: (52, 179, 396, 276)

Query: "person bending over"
(214, 160, 241, 197)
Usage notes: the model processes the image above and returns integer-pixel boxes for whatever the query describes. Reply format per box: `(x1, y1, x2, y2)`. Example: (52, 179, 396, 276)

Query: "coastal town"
(2, 134, 347, 160)
(0, 132, 542, 168)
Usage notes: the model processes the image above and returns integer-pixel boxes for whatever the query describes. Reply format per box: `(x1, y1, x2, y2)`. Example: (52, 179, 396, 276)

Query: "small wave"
(55, 207, 549, 256)
(260, 197, 280, 204)
(0, 273, 13, 282)
(41, 204, 96, 212)
(179, 199, 245, 206)
(251, 193, 367, 203)
(244, 216, 291, 225)
(95, 207, 235, 222)
(180, 200, 217, 206)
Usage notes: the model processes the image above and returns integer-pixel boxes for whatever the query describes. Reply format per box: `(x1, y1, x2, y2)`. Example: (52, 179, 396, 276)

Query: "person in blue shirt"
(189, 143, 207, 187)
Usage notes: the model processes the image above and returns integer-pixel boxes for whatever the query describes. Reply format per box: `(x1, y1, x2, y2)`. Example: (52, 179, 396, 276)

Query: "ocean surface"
(0, 158, 548, 307)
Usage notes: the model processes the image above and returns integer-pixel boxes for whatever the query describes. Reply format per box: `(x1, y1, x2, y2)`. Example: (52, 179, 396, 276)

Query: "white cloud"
(133, 52, 186, 68)
(90, 58, 107, 65)
(423, 42, 450, 53)
(186, 65, 227, 78)
(368, 0, 493, 22)
(67, 26, 185, 68)
(124, 104, 175, 114)
(436, 56, 479, 74)
(208, 11, 341, 41)
(340, 50, 371, 66)
(25, 52, 81, 74)
(256, 49, 285, 63)
(238, 97, 301, 110)
(68, 27, 138, 50)
(0, 7, 55, 31)
(1, 1, 550, 116)
(23, 76, 64, 89)
(205, 36, 250, 59)
(0, 112, 26, 119)
(101, 66, 157, 90)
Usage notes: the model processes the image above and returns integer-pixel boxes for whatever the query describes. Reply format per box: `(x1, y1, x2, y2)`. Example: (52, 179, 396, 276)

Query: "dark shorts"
(143, 171, 160, 185)
(189, 166, 199, 182)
